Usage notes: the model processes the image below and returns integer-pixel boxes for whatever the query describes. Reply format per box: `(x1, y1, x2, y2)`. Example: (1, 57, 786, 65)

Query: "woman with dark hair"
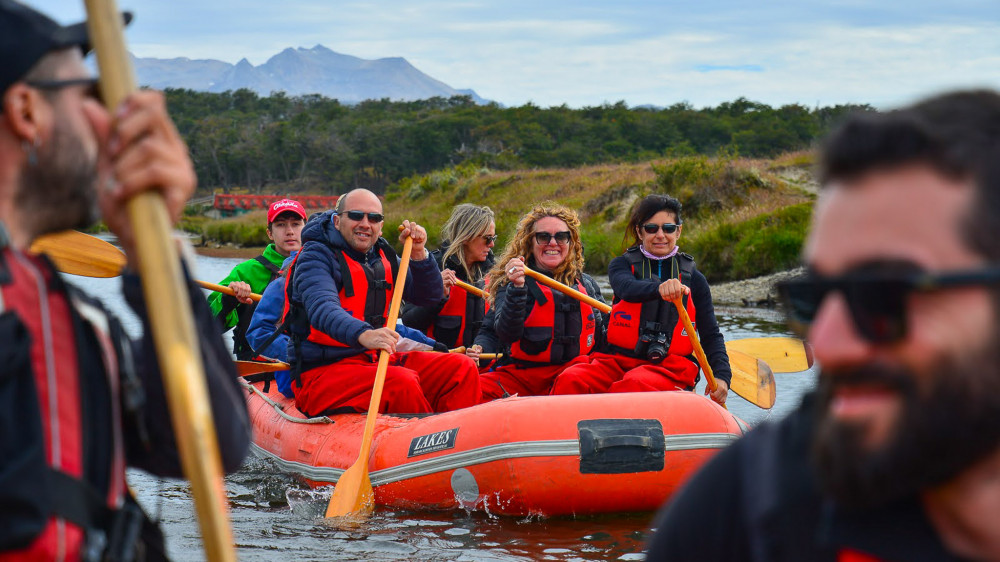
(401, 204, 496, 356)
(551, 194, 731, 405)
(480, 204, 608, 401)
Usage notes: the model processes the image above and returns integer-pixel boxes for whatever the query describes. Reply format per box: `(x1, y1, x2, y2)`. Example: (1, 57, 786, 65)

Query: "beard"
(812, 337, 1000, 509)
(17, 119, 98, 239)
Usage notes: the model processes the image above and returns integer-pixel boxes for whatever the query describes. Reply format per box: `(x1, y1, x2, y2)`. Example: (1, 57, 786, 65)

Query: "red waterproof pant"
(293, 351, 481, 416)
(550, 352, 698, 395)
(480, 357, 588, 402)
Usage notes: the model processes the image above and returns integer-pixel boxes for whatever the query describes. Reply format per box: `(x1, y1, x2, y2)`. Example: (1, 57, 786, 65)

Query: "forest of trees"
(164, 88, 873, 194)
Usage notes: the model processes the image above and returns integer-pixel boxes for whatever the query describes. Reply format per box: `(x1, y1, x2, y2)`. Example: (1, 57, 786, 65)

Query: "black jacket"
(491, 257, 609, 365)
(646, 392, 962, 561)
(0, 251, 249, 555)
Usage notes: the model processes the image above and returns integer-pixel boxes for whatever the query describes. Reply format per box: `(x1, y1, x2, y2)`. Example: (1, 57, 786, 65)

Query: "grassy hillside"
(384, 152, 816, 281)
(197, 151, 818, 282)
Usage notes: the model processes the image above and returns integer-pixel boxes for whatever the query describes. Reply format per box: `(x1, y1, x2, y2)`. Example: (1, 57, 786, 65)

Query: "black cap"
(0, 0, 131, 95)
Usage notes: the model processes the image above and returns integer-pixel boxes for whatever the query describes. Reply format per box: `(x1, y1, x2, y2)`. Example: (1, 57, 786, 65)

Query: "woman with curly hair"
(480, 204, 609, 401)
(402, 204, 497, 353)
(550, 194, 731, 405)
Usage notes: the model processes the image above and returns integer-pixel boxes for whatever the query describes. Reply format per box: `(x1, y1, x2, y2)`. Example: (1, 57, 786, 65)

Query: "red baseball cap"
(267, 199, 306, 224)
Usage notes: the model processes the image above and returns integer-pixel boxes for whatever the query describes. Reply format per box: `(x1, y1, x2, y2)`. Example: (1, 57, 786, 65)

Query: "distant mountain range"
(132, 44, 488, 104)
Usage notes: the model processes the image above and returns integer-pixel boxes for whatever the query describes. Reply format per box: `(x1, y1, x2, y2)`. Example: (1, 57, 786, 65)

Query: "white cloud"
(24, 0, 1000, 108)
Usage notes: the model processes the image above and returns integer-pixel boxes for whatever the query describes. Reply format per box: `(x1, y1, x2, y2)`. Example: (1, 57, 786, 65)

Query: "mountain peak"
(132, 46, 487, 104)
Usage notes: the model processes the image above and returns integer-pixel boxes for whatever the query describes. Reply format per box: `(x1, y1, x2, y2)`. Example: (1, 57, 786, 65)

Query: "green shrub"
(686, 203, 812, 282)
(201, 212, 270, 246)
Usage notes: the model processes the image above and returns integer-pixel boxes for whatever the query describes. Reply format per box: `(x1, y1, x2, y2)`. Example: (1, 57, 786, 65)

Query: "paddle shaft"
(198, 280, 262, 302)
(326, 235, 414, 517)
(454, 279, 487, 299)
(522, 266, 611, 313)
(672, 299, 718, 393)
(83, 3, 236, 560)
(448, 347, 501, 360)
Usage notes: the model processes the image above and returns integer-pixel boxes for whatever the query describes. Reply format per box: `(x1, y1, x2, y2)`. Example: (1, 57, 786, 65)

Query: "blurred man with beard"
(0, 1, 249, 559)
(645, 90, 1000, 561)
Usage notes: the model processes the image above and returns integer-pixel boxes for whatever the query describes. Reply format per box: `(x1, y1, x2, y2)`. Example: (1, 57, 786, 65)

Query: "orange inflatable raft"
(242, 378, 749, 516)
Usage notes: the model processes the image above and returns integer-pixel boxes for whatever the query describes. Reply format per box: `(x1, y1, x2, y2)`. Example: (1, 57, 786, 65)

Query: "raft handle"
(593, 435, 653, 450)
(578, 419, 665, 474)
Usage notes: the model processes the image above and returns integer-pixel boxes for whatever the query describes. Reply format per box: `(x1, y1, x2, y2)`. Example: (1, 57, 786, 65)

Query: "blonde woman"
(480, 204, 608, 401)
(402, 204, 496, 350)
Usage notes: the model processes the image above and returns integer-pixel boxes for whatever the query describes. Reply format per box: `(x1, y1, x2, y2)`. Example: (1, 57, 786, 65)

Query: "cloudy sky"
(32, 0, 1000, 109)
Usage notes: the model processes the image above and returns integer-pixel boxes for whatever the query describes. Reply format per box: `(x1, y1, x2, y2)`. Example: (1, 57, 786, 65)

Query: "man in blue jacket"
(284, 188, 481, 415)
(247, 253, 450, 399)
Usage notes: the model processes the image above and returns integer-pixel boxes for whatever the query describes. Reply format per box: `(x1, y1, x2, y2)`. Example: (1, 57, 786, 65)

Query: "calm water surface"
(65, 244, 817, 561)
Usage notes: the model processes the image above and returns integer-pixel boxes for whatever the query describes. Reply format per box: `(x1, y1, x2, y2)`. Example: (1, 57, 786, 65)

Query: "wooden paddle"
(235, 359, 291, 376)
(523, 265, 611, 313)
(198, 280, 262, 302)
(31, 230, 264, 301)
(674, 299, 776, 409)
(726, 348, 777, 409)
(454, 279, 488, 299)
(325, 234, 414, 518)
(29, 229, 126, 277)
(83, 2, 236, 560)
(726, 337, 813, 373)
(447, 347, 502, 360)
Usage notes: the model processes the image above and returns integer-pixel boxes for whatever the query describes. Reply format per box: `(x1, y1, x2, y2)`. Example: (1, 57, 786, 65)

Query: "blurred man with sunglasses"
(283, 188, 481, 416)
(647, 90, 1000, 561)
(0, 1, 250, 559)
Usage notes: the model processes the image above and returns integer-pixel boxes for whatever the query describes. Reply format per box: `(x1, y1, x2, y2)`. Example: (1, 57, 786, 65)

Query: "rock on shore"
(710, 267, 805, 307)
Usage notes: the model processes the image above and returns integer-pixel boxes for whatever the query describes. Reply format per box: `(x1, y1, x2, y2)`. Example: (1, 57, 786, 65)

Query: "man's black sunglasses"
(642, 223, 680, 234)
(26, 77, 101, 102)
(534, 231, 572, 245)
(777, 265, 1000, 343)
(342, 210, 384, 223)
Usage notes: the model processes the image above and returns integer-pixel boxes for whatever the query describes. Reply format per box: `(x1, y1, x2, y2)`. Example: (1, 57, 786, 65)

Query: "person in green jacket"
(209, 198, 307, 359)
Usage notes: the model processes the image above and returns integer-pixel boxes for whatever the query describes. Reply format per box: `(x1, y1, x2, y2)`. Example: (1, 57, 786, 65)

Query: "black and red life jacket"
(281, 238, 399, 371)
(428, 280, 489, 349)
(0, 242, 163, 561)
(606, 248, 697, 360)
(509, 276, 596, 365)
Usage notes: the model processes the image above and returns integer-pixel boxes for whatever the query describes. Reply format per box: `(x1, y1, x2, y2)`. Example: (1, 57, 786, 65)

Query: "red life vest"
(509, 277, 596, 365)
(282, 241, 395, 349)
(0, 249, 126, 561)
(606, 249, 697, 361)
(428, 280, 489, 349)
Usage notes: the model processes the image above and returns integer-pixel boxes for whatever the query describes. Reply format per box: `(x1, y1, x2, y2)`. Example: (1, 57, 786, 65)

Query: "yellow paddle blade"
(726, 337, 813, 373)
(326, 460, 375, 518)
(30, 230, 126, 277)
(728, 349, 776, 409)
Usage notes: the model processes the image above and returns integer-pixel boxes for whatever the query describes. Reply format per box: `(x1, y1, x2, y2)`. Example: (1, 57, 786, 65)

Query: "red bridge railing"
(213, 194, 341, 212)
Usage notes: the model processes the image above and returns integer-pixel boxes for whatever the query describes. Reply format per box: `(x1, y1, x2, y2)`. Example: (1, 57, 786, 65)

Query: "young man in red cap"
(209, 198, 306, 359)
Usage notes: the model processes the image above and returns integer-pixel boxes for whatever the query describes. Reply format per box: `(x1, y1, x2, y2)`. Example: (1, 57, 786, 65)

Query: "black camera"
(639, 332, 669, 361)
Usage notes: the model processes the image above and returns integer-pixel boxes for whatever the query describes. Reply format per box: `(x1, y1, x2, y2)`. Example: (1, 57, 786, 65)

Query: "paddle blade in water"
(726, 337, 813, 373)
(728, 350, 776, 409)
(325, 461, 375, 518)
